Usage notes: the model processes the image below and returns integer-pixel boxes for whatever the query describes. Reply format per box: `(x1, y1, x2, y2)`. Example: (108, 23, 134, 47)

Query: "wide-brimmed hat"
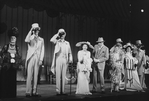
(32, 23, 40, 30)
(7, 27, 19, 38)
(76, 41, 93, 49)
(116, 38, 123, 43)
(123, 42, 133, 49)
(96, 37, 104, 43)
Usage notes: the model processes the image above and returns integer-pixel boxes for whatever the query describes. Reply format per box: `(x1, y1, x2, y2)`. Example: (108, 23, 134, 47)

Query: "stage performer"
(75, 41, 94, 95)
(50, 28, 73, 95)
(92, 37, 109, 93)
(109, 45, 124, 92)
(0, 27, 21, 98)
(110, 38, 125, 90)
(25, 23, 44, 97)
(123, 43, 144, 92)
(110, 38, 123, 53)
(133, 40, 147, 90)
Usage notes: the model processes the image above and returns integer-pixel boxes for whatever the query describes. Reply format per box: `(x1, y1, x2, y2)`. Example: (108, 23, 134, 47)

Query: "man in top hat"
(50, 28, 73, 95)
(133, 40, 147, 89)
(25, 23, 44, 97)
(92, 37, 109, 93)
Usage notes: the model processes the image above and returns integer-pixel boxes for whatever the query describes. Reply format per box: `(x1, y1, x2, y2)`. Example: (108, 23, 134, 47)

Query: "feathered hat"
(76, 41, 94, 49)
(7, 27, 19, 38)
(123, 42, 134, 49)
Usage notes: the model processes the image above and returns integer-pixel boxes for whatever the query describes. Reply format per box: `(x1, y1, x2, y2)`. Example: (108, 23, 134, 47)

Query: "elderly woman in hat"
(110, 38, 125, 91)
(50, 28, 73, 95)
(110, 38, 123, 52)
(0, 27, 21, 98)
(109, 44, 124, 92)
(123, 43, 144, 92)
(75, 41, 93, 95)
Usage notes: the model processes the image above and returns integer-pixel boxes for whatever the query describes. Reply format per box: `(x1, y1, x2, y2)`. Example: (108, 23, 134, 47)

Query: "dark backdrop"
(1, 0, 149, 82)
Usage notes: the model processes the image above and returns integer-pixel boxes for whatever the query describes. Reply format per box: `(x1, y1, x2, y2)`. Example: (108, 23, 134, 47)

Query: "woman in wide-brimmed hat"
(75, 41, 93, 95)
(123, 42, 144, 92)
(0, 27, 21, 98)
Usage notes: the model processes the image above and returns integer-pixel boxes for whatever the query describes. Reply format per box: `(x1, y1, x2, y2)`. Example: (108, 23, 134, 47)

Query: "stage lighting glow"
(141, 9, 144, 12)
(129, 4, 131, 6)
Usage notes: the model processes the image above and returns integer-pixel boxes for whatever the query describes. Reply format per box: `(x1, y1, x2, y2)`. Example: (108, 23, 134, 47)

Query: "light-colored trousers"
(138, 73, 147, 89)
(93, 63, 105, 91)
(56, 56, 67, 94)
(26, 54, 39, 94)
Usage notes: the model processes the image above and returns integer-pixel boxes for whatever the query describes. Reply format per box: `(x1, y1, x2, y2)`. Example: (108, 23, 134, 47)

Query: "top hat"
(58, 29, 66, 34)
(7, 27, 19, 38)
(31, 23, 40, 30)
(58, 28, 66, 37)
(96, 37, 104, 43)
(116, 38, 123, 43)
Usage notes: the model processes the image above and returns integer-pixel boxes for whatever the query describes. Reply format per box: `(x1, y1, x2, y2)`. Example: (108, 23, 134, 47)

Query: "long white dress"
(76, 50, 92, 95)
(124, 52, 143, 91)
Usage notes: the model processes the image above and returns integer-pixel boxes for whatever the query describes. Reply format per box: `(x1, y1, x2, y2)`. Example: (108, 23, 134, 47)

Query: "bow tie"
(59, 40, 65, 42)
(34, 36, 38, 42)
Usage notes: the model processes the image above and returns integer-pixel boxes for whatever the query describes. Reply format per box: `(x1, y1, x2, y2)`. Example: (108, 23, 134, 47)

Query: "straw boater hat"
(116, 38, 123, 43)
(32, 23, 40, 30)
(96, 37, 104, 43)
(7, 27, 19, 38)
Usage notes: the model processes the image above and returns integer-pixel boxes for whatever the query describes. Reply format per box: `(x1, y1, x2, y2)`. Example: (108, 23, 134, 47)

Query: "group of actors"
(0, 23, 148, 98)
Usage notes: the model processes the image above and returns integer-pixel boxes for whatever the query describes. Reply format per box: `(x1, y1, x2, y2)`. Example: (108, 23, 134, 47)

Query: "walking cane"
(69, 63, 73, 95)
(65, 63, 76, 95)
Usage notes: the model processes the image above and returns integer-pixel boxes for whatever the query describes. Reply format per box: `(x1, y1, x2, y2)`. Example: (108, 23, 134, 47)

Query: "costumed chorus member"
(0, 27, 21, 98)
(110, 38, 125, 91)
(92, 37, 109, 93)
(133, 40, 147, 90)
(109, 45, 124, 92)
(25, 23, 44, 97)
(123, 43, 144, 92)
(50, 29, 73, 95)
(75, 41, 94, 95)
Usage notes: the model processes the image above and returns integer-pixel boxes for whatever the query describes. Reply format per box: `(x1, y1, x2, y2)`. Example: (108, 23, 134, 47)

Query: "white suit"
(25, 30, 44, 95)
(50, 33, 72, 94)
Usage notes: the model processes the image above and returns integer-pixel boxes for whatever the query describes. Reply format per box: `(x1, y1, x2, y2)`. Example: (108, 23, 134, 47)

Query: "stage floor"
(0, 82, 149, 101)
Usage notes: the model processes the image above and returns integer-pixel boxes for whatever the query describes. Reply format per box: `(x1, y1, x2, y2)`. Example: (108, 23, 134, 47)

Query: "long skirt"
(0, 65, 17, 98)
(76, 63, 92, 95)
(125, 69, 143, 91)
